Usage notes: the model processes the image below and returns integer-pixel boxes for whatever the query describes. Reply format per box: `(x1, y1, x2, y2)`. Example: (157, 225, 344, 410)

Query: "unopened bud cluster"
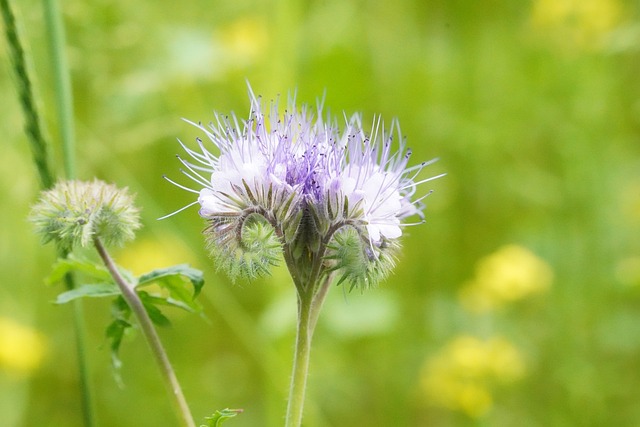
(170, 90, 441, 289)
(30, 179, 140, 250)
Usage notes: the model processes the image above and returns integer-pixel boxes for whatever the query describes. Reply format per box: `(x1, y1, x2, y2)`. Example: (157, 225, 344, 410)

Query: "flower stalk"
(93, 236, 196, 427)
(285, 272, 334, 427)
(285, 288, 314, 427)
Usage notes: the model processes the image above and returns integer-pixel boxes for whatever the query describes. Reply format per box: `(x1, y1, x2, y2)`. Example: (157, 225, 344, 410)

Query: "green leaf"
(106, 297, 132, 373)
(106, 318, 131, 370)
(135, 264, 204, 313)
(137, 264, 204, 298)
(141, 293, 197, 313)
(139, 291, 171, 327)
(47, 254, 111, 285)
(54, 283, 120, 304)
(201, 409, 243, 426)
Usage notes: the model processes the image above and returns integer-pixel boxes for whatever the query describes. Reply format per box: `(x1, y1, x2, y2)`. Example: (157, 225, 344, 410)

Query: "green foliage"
(54, 283, 120, 304)
(201, 408, 243, 426)
(137, 264, 205, 300)
(50, 258, 205, 371)
(46, 254, 112, 285)
(106, 297, 132, 372)
(6, 0, 640, 425)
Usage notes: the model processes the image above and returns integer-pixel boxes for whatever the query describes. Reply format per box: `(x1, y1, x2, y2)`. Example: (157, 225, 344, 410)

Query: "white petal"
(198, 188, 223, 216)
(367, 224, 382, 243)
(378, 223, 402, 239)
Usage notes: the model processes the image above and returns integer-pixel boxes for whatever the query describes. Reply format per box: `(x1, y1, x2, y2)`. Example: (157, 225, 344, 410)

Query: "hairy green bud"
(325, 226, 399, 291)
(29, 179, 141, 250)
(205, 213, 282, 281)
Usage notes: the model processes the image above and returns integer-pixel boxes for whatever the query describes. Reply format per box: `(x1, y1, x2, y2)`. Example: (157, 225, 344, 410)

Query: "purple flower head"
(166, 87, 442, 286)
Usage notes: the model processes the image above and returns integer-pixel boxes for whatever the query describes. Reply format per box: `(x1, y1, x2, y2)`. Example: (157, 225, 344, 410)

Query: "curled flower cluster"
(168, 90, 441, 288)
(30, 179, 141, 250)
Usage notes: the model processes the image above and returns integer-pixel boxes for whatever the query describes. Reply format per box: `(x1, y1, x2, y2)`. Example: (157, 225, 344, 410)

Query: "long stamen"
(162, 175, 200, 194)
(157, 200, 200, 220)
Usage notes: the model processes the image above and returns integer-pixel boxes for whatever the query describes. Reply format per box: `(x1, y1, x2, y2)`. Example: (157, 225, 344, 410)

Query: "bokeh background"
(2, 0, 640, 426)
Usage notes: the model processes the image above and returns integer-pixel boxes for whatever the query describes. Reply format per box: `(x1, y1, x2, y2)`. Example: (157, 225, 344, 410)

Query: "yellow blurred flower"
(530, 0, 623, 50)
(218, 17, 268, 67)
(459, 245, 553, 313)
(421, 335, 526, 418)
(0, 317, 46, 376)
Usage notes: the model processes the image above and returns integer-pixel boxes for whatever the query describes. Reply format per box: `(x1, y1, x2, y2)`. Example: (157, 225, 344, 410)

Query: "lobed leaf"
(139, 291, 171, 327)
(54, 283, 119, 304)
(137, 264, 204, 298)
(106, 297, 133, 373)
(46, 254, 111, 285)
(201, 408, 243, 426)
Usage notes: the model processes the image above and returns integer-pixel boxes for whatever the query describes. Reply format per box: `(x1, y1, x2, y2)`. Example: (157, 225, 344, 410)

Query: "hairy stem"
(93, 237, 196, 427)
(284, 273, 334, 427)
(309, 273, 334, 333)
(1, 0, 55, 189)
(285, 288, 314, 427)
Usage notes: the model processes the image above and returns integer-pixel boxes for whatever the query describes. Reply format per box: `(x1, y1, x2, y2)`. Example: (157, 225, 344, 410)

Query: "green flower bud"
(324, 226, 399, 291)
(29, 179, 141, 250)
(205, 213, 282, 281)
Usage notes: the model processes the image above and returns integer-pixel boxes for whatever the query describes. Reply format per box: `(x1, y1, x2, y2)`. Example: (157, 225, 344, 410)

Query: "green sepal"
(201, 408, 243, 426)
(283, 210, 302, 244)
(54, 283, 120, 304)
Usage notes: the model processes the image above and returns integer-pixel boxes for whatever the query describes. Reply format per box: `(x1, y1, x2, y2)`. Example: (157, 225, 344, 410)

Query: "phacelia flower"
(167, 88, 442, 288)
(30, 179, 141, 250)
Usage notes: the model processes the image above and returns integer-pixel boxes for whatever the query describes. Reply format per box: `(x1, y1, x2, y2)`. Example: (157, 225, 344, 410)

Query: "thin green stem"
(62, 261, 95, 427)
(1, 0, 55, 189)
(42, 0, 76, 179)
(284, 273, 335, 427)
(93, 237, 196, 427)
(285, 289, 314, 427)
(312, 275, 336, 329)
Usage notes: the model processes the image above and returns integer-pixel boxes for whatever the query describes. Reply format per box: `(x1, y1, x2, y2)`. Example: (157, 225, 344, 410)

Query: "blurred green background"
(2, 0, 640, 426)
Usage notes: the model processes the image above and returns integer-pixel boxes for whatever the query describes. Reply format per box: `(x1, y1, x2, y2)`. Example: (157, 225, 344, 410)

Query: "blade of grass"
(1, 0, 55, 189)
